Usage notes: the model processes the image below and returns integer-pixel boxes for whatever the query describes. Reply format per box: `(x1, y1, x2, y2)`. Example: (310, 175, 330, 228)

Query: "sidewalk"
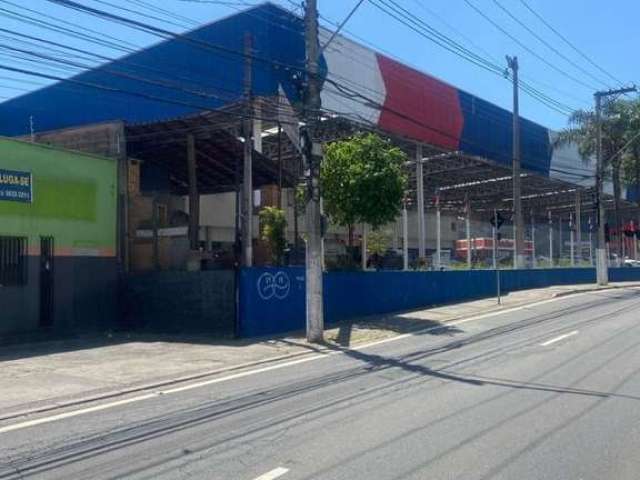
(1, 281, 638, 420)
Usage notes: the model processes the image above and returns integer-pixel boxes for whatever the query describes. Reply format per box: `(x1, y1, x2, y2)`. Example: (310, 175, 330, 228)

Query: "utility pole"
(506, 55, 524, 269)
(435, 191, 441, 270)
(361, 223, 368, 270)
(548, 210, 553, 267)
(575, 191, 582, 265)
(492, 209, 501, 304)
(531, 211, 536, 268)
(465, 197, 471, 269)
(594, 86, 637, 284)
(187, 134, 199, 251)
(402, 199, 409, 270)
(303, 0, 324, 343)
(416, 144, 426, 261)
(570, 212, 575, 267)
(242, 33, 253, 267)
(588, 215, 594, 266)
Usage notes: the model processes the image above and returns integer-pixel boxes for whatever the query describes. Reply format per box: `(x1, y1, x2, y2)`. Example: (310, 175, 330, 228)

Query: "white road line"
(0, 289, 610, 435)
(253, 467, 289, 480)
(0, 394, 157, 434)
(540, 330, 579, 347)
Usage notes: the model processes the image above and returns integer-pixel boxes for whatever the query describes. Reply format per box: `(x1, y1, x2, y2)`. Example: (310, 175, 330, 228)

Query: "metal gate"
(39, 236, 54, 328)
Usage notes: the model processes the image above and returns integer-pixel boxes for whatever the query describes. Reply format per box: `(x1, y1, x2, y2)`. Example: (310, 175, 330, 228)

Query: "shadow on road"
(2, 291, 640, 479)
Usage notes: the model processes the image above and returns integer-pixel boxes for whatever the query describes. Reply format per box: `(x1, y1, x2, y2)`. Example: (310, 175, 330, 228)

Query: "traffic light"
(490, 211, 505, 230)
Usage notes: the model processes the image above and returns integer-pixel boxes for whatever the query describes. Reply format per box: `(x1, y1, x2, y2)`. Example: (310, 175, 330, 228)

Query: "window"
(0, 236, 28, 286)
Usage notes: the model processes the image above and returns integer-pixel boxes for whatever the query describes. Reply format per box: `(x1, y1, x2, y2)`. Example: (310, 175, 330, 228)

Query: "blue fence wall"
(239, 267, 640, 337)
(239, 267, 306, 337)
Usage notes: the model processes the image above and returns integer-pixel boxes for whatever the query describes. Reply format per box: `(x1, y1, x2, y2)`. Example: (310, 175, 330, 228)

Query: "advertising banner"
(0, 168, 32, 203)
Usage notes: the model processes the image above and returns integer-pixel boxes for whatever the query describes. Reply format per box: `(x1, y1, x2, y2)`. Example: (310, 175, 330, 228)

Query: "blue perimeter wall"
(239, 267, 640, 337)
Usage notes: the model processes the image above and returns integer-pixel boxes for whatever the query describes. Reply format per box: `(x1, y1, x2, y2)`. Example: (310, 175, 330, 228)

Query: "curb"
(3, 282, 639, 422)
(0, 347, 327, 423)
(550, 283, 640, 299)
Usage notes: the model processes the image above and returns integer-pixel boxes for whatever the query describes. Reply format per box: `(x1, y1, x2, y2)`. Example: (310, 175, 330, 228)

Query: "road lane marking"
(253, 467, 289, 480)
(540, 330, 579, 347)
(0, 394, 157, 434)
(0, 289, 625, 434)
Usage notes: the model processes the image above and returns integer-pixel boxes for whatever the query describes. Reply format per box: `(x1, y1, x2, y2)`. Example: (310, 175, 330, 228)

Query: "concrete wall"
(0, 138, 118, 337)
(1, 256, 118, 338)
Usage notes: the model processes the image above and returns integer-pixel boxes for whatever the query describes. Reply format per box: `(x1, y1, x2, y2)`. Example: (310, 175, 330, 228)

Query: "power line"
(492, 0, 611, 89)
(0, 0, 140, 52)
(463, 0, 600, 92)
(368, 0, 574, 115)
(86, 0, 194, 30)
(518, 0, 624, 87)
(0, 0, 587, 175)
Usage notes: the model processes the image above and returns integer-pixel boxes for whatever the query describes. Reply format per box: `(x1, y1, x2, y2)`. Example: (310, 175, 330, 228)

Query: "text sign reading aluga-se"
(0, 169, 32, 203)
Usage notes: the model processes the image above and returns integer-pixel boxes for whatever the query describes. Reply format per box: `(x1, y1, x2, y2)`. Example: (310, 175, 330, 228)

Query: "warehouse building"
(0, 2, 636, 274)
(0, 138, 117, 337)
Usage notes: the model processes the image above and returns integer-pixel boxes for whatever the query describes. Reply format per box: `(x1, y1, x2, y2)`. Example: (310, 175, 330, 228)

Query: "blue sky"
(0, 0, 638, 130)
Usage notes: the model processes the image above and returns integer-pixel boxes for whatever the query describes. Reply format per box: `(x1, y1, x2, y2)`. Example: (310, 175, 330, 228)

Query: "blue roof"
(0, 3, 307, 136)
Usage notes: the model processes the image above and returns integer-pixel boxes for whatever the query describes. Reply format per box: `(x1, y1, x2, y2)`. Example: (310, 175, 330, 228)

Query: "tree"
(554, 99, 638, 257)
(259, 206, 287, 266)
(367, 228, 390, 257)
(622, 100, 640, 205)
(321, 133, 408, 251)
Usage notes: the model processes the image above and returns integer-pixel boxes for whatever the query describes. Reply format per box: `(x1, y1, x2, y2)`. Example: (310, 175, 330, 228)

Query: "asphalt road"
(2, 288, 640, 480)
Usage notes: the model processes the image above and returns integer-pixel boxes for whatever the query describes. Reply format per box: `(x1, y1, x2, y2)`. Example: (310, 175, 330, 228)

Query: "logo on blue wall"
(257, 271, 291, 300)
(0, 168, 32, 203)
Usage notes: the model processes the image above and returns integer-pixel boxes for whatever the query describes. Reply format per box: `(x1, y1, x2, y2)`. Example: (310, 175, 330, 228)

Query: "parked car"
(623, 258, 640, 268)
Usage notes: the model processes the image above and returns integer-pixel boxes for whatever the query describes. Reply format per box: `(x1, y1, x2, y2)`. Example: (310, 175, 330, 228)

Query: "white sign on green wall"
(0, 168, 32, 203)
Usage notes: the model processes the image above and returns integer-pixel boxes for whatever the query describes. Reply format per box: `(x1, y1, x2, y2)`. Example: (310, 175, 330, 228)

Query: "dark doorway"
(39, 236, 54, 328)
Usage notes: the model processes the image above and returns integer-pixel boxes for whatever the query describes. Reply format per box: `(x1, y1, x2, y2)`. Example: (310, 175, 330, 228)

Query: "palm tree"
(554, 99, 638, 258)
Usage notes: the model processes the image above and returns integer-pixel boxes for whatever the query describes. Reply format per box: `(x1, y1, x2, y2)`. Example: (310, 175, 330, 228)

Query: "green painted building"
(0, 138, 118, 337)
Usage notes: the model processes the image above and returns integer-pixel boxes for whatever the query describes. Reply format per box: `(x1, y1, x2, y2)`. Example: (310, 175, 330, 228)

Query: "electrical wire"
(462, 0, 600, 92)
(518, 0, 624, 87)
(492, 0, 611, 89)
(0, 0, 595, 180)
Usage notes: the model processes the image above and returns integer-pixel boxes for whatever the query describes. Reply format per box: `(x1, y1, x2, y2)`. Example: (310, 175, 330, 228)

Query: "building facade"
(0, 138, 117, 337)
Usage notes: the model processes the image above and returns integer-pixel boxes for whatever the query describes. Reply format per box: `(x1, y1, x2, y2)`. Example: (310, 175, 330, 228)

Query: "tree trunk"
(348, 224, 353, 247)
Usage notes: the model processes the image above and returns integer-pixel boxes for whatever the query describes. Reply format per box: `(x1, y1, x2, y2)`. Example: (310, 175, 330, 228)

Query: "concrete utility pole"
(575, 191, 582, 265)
(303, 0, 324, 342)
(631, 220, 638, 260)
(548, 210, 553, 267)
(569, 212, 575, 267)
(594, 86, 637, 284)
(492, 209, 501, 304)
(531, 212, 536, 268)
(402, 200, 409, 270)
(435, 191, 441, 269)
(361, 223, 368, 270)
(465, 198, 471, 269)
(589, 217, 594, 267)
(242, 33, 253, 267)
(507, 56, 525, 269)
(416, 144, 426, 260)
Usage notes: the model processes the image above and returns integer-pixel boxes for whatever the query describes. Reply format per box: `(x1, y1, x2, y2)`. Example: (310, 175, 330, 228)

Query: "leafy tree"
(321, 133, 408, 249)
(621, 100, 640, 203)
(367, 228, 390, 257)
(259, 206, 287, 265)
(554, 99, 639, 255)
